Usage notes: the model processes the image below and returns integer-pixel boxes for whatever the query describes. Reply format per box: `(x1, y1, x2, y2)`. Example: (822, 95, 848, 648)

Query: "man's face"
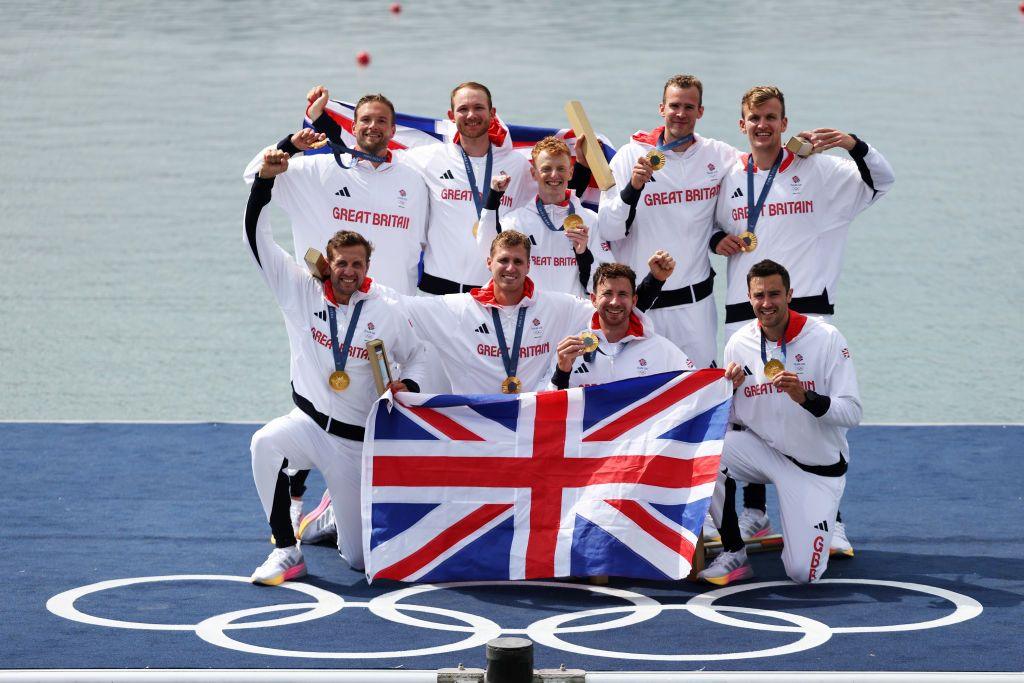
(448, 87, 494, 141)
(530, 150, 572, 195)
(353, 101, 395, 156)
(748, 274, 792, 330)
(486, 244, 529, 295)
(740, 98, 788, 154)
(591, 276, 636, 329)
(659, 85, 704, 141)
(327, 244, 370, 300)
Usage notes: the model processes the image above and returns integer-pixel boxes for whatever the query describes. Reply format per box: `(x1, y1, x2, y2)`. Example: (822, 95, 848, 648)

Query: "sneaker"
(698, 547, 753, 586)
(702, 513, 721, 542)
(297, 491, 337, 545)
(738, 508, 773, 541)
(289, 498, 303, 536)
(830, 521, 854, 558)
(251, 546, 306, 586)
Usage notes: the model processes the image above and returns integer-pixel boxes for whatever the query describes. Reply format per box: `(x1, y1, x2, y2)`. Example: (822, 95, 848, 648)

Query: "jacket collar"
(590, 310, 648, 343)
(758, 309, 807, 344)
(470, 277, 536, 308)
(323, 276, 373, 306)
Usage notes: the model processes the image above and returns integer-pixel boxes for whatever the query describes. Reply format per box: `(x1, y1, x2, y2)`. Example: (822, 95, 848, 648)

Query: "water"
(1, 1, 1021, 422)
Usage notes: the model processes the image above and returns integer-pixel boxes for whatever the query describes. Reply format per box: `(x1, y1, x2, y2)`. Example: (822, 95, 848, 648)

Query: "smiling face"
(591, 276, 637, 331)
(748, 273, 792, 333)
(352, 101, 395, 157)
(740, 97, 788, 156)
(327, 244, 370, 303)
(531, 149, 572, 202)
(448, 86, 494, 142)
(659, 85, 704, 142)
(486, 244, 529, 297)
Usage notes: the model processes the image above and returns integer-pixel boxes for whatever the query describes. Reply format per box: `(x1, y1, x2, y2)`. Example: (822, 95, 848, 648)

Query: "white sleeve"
(388, 298, 429, 388)
(243, 177, 308, 313)
(402, 294, 457, 349)
(242, 144, 313, 218)
(475, 206, 506, 264)
(596, 147, 637, 243)
(819, 329, 862, 427)
(819, 142, 895, 229)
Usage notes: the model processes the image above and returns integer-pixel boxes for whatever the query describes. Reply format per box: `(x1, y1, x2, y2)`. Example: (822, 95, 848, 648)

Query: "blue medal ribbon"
(460, 144, 493, 216)
(327, 299, 366, 374)
(760, 325, 787, 367)
(745, 149, 784, 235)
(657, 130, 695, 153)
(490, 307, 527, 381)
(534, 195, 575, 232)
(327, 139, 388, 170)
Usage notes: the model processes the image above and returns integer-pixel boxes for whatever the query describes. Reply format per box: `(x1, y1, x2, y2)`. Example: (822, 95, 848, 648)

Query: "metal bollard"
(485, 636, 534, 683)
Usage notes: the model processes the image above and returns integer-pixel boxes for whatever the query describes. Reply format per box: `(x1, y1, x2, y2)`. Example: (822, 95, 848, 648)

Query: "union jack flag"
(361, 370, 732, 583)
(304, 99, 617, 211)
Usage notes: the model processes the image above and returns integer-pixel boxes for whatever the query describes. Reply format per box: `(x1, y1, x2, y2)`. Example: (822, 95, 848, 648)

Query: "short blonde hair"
(663, 74, 703, 106)
(530, 136, 571, 165)
(741, 85, 786, 118)
(490, 230, 531, 259)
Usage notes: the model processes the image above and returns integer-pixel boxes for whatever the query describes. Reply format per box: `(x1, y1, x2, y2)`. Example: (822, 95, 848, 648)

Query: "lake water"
(1, 0, 1021, 423)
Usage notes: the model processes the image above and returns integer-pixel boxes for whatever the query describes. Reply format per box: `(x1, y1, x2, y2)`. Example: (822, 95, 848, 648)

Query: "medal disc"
(328, 370, 351, 392)
(501, 376, 521, 394)
(763, 359, 785, 379)
(471, 221, 479, 238)
(738, 231, 758, 252)
(308, 137, 328, 150)
(645, 149, 666, 171)
(579, 331, 599, 353)
(563, 214, 585, 233)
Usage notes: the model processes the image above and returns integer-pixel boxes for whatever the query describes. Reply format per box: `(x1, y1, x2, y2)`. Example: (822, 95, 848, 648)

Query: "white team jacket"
(597, 128, 740, 295)
(245, 177, 427, 428)
(401, 140, 532, 287)
(244, 147, 429, 296)
(404, 278, 594, 394)
(548, 309, 695, 389)
(725, 312, 862, 466)
(715, 144, 895, 313)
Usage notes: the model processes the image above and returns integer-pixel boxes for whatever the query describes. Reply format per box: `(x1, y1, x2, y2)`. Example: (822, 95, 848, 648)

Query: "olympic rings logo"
(46, 575, 983, 661)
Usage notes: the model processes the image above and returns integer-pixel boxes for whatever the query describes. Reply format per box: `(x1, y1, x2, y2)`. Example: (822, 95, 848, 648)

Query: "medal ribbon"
(460, 144, 493, 216)
(326, 139, 388, 170)
(746, 149, 784, 234)
(490, 307, 527, 380)
(534, 195, 575, 232)
(760, 326, 787, 367)
(657, 130, 695, 153)
(327, 299, 366, 374)
(589, 339, 629, 364)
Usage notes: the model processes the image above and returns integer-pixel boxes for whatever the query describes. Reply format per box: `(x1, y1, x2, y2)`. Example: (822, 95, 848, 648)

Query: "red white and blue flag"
(361, 370, 732, 583)
(305, 99, 617, 211)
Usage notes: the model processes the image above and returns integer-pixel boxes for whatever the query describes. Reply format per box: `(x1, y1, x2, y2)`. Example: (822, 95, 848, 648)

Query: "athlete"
(596, 74, 742, 368)
(244, 90, 428, 296)
(699, 260, 861, 586)
(244, 148, 426, 585)
(550, 261, 694, 389)
(712, 85, 893, 550)
(477, 136, 611, 298)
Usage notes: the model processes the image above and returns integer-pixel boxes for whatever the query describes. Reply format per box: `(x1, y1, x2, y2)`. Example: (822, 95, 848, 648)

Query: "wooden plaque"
(366, 339, 394, 397)
(303, 248, 329, 280)
(564, 100, 616, 191)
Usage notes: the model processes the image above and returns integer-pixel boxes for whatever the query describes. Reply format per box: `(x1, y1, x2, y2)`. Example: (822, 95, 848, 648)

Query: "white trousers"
(646, 295, 718, 368)
(250, 408, 365, 571)
(709, 428, 845, 584)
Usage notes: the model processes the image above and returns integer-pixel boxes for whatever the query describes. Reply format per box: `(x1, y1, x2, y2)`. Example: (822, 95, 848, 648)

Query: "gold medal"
(563, 214, 585, 233)
(308, 137, 328, 150)
(501, 376, 521, 394)
(738, 231, 758, 252)
(472, 221, 479, 238)
(645, 149, 666, 171)
(579, 330, 599, 353)
(763, 359, 785, 379)
(328, 370, 350, 392)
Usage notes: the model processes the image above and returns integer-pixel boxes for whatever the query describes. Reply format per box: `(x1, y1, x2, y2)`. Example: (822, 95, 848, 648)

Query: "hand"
(387, 380, 410, 394)
(556, 335, 586, 372)
(259, 148, 290, 178)
(291, 127, 326, 151)
(491, 173, 511, 192)
(307, 85, 330, 120)
(797, 128, 855, 153)
(630, 155, 654, 190)
(724, 362, 745, 391)
(565, 224, 589, 254)
(647, 249, 675, 281)
(715, 234, 745, 256)
(772, 371, 807, 403)
(574, 134, 590, 168)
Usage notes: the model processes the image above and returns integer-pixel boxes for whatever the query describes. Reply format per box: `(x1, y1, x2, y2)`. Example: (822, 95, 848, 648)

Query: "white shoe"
(251, 546, 306, 586)
(738, 508, 773, 541)
(830, 521, 854, 558)
(702, 513, 720, 542)
(698, 547, 753, 586)
(297, 491, 337, 545)
(289, 499, 303, 536)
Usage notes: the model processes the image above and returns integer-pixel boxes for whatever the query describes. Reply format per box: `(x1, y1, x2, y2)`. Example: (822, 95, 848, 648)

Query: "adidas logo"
(475, 323, 490, 334)
(813, 520, 829, 532)
(573, 363, 590, 374)
(335, 187, 351, 197)
(529, 235, 538, 246)
(648, 175, 656, 183)
(315, 310, 327, 322)
(742, 365, 753, 376)
(731, 187, 743, 199)
(440, 169, 455, 180)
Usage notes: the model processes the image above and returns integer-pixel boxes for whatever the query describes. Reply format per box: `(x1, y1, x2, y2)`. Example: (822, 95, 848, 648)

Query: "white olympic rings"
(46, 575, 983, 661)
